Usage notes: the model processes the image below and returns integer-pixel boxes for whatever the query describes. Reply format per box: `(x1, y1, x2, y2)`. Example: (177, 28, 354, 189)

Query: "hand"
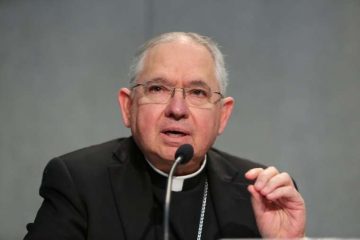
(245, 167, 306, 238)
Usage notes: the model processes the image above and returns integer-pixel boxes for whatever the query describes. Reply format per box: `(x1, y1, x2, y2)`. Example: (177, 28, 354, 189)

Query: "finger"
(260, 172, 294, 195)
(265, 185, 303, 202)
(247, 185, 260, 199)
(247, 185, 267, 213)
(245, 168, 264, 180)
(254, 166, 279, 191)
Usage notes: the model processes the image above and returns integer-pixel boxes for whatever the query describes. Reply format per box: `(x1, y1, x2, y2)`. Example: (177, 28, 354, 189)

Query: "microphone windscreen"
(174, 144, 194, 164)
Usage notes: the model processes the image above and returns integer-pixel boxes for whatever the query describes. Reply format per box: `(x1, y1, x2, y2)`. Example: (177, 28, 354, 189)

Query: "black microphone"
(174, 144, 193, 165)
(163, 144, 194, 240)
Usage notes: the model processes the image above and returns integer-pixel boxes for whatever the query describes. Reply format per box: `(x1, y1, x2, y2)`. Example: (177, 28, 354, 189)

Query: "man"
(24, 32, 306, 239)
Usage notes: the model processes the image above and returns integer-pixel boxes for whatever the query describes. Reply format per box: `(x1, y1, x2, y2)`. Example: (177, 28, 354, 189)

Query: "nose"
(164, 89, 189, 120)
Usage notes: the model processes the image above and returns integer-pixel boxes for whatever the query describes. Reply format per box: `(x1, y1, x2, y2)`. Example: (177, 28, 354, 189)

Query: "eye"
(188, 88, 209, 98)
(147, 84, 168, 94)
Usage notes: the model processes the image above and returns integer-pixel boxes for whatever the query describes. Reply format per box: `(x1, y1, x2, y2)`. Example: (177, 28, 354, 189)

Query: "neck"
(146, 155, 207, 176)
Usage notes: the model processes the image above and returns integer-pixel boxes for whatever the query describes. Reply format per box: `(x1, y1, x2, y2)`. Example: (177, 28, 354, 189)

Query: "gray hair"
(128, 32, 228, 95)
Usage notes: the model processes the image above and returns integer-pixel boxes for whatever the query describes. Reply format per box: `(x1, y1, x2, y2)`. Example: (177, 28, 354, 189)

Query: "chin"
(161, 143, 178, 151)
(159, 151, 176, 162)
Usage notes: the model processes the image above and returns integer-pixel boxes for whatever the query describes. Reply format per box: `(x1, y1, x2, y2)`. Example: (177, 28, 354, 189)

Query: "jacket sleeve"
(24, 157, 87, 240)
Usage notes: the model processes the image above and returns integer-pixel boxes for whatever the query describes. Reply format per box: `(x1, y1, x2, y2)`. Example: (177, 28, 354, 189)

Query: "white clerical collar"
(146, 155, 207, 192)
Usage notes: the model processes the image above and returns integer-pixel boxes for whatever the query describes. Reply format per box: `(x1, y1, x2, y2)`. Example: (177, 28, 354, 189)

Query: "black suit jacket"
(24, 137, 265, 239)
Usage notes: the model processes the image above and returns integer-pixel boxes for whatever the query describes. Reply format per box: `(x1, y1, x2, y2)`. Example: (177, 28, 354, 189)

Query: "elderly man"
(25, 32, 306, 239)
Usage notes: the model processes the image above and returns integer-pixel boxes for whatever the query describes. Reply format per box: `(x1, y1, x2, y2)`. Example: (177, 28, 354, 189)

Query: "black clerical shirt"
(144, 162, 220, 240)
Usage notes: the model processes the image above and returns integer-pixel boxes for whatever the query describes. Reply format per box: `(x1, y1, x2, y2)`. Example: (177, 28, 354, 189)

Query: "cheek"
(191, 109, 221, 144)
(130, 104, 162, 136)
(196, 109, 221, 129)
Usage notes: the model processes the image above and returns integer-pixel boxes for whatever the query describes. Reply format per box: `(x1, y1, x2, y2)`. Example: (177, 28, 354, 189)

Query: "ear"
(118, 88, 132, 128)
(218, 96, 234, 135)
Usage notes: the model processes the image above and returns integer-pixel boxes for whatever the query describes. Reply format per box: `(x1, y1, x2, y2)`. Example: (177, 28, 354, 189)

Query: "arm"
(24, 158, 87, 240)
(245, 166, 306, 238)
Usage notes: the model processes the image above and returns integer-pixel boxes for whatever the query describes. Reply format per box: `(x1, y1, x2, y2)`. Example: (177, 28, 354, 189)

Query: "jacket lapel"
(108, 138, 154, 240)
(207, 151, 260, 237)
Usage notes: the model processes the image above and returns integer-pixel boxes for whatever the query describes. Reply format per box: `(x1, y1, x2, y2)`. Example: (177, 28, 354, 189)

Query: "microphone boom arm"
(163, 156, 182, 240)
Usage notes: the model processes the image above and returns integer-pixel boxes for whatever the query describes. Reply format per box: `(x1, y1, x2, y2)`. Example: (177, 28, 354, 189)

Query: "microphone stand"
(163, 156, 182, 240)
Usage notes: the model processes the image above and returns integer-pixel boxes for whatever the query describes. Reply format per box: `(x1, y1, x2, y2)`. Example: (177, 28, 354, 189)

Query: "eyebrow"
(144, 77, 172, 86)
(186, 80, 211, 89)
(144, 78, 211, 89)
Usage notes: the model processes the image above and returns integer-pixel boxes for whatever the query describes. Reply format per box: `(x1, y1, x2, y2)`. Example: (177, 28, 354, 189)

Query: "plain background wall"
(1, 0, 359, 239)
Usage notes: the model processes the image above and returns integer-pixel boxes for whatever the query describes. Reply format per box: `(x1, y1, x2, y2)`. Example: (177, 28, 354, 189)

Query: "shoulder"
(53, 138, 129, 169)
(60, 138, 124, 162)
(207, 147, 266, 179)
(208, 147, 266, 169)
(42, 138, 130, 184)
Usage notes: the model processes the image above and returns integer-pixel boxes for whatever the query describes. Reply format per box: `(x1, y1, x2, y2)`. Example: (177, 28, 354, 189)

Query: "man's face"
(119, 40, 234, 173)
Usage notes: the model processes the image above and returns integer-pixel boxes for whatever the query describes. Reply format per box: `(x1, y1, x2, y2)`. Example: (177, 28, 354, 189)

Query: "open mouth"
(161, 129, 189, 138)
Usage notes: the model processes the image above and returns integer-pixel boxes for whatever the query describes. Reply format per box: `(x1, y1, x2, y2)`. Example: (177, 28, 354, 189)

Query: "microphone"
(163, 144, 194, 240)
(174, 144, 193, 165)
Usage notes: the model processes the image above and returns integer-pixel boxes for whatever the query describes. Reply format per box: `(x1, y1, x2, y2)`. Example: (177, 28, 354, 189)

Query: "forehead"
(138, 40, 218, 88)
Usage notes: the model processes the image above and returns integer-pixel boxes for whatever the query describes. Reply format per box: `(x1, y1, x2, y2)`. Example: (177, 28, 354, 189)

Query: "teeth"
(165, 131, 185, 136)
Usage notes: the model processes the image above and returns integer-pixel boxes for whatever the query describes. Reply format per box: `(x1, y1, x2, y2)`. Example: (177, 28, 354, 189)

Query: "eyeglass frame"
(130, 82, 224, 107)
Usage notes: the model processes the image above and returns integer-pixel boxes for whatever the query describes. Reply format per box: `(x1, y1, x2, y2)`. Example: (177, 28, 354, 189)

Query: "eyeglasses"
(131, 82, 223, 108)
